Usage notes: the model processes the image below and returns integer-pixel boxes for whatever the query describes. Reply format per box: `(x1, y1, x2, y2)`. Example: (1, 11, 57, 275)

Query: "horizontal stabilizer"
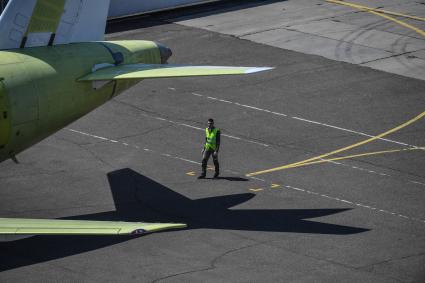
(78, 64, 274, 81)
(0, 218, 186, 235)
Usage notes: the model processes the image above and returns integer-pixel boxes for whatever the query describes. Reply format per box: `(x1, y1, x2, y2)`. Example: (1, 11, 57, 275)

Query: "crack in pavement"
(150, 241, 265, 283)
(356, 251, 425, 271)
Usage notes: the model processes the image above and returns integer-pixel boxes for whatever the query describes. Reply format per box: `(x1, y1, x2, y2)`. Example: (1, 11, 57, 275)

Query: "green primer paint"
(26, 0, 66, 34)
(0, 40, 161, 162)
(0, 80, 10, 147)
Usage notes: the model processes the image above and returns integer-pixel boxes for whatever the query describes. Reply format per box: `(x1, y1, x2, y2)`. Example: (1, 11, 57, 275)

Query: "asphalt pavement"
(0, 1, 424, 282)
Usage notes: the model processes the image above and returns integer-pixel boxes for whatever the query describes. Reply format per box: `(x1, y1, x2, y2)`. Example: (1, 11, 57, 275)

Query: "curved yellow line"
(282, 147, 424, 170)
(246, 111, 425, 176)
(326, 0, 425, 37)
(326, 0, 425, 22)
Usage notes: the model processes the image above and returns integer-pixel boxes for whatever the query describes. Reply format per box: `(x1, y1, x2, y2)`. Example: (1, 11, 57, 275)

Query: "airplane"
(0, 0, 272, 236)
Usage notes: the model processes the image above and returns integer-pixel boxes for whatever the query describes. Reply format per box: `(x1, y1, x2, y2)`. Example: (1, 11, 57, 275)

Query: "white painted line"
(271, 112, 287, 116)
(66, 128, 109, 141)
(223, 134, 241, 140)
(174, 157, 201, 165)
(189, 91, 418, 149)
(291, 116, 412, 147)
(67, 128, 425, 226)
(235, 103, 265, 111)
(178, 123, 203, 130)
(409, 180, 425, 186)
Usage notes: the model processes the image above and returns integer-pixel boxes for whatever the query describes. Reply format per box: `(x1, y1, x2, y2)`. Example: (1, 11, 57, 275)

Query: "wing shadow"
(0, 168, 368, 271)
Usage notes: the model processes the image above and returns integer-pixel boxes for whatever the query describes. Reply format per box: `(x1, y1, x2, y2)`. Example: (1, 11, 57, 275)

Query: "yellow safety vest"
(205, 127, 219, 151)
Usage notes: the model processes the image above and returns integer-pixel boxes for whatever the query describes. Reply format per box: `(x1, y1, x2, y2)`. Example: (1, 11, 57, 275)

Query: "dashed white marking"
(66, 129, 109, 141)
(409, 180, 425, 186)
(174, 157, 201, 165)
(250, 176, 266, 181)
(187, 92, 425, 185)
(168, 87, 176, 91)
(235, 103, 264, 111)
(271, 112, 287, 116)
(122, 143, 129, 146)
(291, 116, 412, 147)
(286, 186, 305, 192)
(67, 128, 425, 226)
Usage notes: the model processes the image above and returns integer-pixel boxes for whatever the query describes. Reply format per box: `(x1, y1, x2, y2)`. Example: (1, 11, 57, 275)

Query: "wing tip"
(244, 67, 274, 74)
(129, 223, 187, 235)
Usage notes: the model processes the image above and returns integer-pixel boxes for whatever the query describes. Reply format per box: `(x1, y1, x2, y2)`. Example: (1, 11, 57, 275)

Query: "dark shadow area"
(0, 168, 368, 271)
(106, 0, 286, 34)
(204, 176, 249, 181)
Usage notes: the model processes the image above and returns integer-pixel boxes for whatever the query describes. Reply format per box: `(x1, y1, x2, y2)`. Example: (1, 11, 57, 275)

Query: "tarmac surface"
(1, 1, 424, 282)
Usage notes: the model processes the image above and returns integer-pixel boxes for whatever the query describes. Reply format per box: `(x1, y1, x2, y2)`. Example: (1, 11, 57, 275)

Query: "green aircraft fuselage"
(0, 40, 161, 163)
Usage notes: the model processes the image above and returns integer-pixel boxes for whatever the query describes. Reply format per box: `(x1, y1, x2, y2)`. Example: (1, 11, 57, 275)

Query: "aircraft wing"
(78, 64, 274, 81)
(0, 218, 186, 235)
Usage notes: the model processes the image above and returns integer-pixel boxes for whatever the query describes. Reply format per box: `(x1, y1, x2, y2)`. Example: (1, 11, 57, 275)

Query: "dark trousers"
(202, 149, 219, 175)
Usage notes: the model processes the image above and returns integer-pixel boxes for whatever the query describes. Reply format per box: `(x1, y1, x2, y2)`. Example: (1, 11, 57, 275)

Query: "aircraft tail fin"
(0, 0, 110, 50)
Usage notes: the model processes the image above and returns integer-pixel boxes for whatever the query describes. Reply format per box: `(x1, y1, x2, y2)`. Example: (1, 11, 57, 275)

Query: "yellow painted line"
(249, 188, 264, 192)
(327, 0, 425, 22)
(279, 147, 425, 170)
(186, 171, 196, 176)
(367, 10, 425, 38)
(271, 184, 281, 188)
(246, 111, 425, 176)
(326, 0, 425, 37)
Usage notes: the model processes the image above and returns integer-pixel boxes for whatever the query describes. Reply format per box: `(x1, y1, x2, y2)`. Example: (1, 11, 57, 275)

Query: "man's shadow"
(0, 168, 368, 271)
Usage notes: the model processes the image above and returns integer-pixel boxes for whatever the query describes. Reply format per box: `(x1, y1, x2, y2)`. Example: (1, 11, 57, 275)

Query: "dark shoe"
(197, 174, 206, 179)
(213, 172, 219, 178)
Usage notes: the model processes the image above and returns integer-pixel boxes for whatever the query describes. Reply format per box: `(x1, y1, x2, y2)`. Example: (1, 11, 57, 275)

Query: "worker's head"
(207, 118, 214, 128)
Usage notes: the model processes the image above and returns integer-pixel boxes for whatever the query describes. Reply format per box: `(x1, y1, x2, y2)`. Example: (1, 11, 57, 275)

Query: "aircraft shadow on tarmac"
(0, 168, 368, 271)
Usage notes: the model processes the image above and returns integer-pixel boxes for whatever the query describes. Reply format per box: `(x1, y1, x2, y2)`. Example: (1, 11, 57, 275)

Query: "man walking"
(198, 118, 220, 179)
